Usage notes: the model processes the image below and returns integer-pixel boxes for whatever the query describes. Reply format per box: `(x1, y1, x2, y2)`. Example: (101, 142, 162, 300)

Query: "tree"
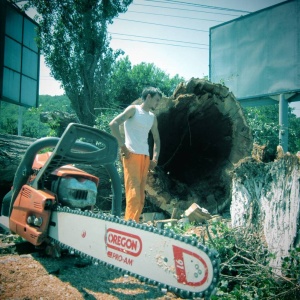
(243, 105, 300, 158)
(104, 56, 134, 107)
(0, 95, 73, 137)
(20, 0, 133, 126)
(105, 56, 185, 107)
(130, 61, 184, 99)
(0, 53, 183, 138)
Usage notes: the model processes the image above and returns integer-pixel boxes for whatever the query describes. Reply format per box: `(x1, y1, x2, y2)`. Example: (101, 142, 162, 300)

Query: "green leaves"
(244, 105, 300, 156)
(205, 221, 300, 299)
(282, 248, 300, 281)
(0, 95, 74, 137)
(104, 56, 185, 108)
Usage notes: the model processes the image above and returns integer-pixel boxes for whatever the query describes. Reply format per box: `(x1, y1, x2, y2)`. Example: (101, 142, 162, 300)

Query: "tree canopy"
(105, 56, 185, 108)
(0, 95, 72, 137)
(21, 0, 133, 126)
(243, 105, 300, 158)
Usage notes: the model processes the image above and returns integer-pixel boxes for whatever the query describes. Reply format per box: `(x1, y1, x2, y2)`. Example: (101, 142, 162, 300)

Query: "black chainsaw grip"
(55, 123, 118, 165)
(105, 164, 122, 217)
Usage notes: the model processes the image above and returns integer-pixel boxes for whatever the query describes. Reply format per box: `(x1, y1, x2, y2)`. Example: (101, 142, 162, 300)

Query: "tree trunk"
(231, 154, 300, 274)
(67, 92, 95, 127)
(143, 78, 253, 217)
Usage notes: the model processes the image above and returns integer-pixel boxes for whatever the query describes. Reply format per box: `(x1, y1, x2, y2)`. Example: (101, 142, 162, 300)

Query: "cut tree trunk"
(231, 154, 300, 274)
(143, 78, 253, 217)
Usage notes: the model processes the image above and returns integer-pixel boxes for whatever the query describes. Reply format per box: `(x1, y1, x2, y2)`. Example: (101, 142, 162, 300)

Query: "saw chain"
(48, 206, 220, 299)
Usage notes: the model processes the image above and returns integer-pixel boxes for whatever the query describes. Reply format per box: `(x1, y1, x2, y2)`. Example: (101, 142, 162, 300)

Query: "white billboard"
(209, 0, 300, 103)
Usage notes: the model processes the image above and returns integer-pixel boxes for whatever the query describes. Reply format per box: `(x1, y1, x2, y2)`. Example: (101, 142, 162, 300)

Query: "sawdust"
(0, 231, 182, 300)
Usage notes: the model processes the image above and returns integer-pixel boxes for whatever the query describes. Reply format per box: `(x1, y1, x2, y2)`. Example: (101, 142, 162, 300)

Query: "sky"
(38, 0, 285, 96)
(36, 0, 300, 114)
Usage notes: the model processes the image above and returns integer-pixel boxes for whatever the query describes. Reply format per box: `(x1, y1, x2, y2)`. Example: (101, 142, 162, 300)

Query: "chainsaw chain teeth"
(49, 206, 220, 299)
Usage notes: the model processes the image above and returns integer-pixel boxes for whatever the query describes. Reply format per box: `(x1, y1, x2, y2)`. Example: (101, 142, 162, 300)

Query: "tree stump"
(231, 154, 300, 274)
(144, 78, 253, 217)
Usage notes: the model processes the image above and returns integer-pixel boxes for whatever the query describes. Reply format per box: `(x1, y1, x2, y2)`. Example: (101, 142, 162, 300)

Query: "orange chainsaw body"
(9, 152, 99, 246)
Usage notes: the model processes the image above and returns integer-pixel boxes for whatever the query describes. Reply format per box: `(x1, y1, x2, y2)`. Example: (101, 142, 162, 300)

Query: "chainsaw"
(0, 123, 220, 298)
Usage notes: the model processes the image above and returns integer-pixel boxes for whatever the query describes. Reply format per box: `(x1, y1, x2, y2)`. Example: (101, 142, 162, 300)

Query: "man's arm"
(109, 105, 135, 157)
(150, 116, 160, 170)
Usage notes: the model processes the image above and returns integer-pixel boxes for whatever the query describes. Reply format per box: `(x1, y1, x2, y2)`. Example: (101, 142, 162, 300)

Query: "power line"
(112, 37, 207, 49)
(112, 2, 240, 51)
(109, 32, 209, 47)
(145, 0, 251, 14)
(132, 2, 242, 17)
(128, 9, 223, 23)
(117, 18, 209, 32)
(113, 1, 247, 51)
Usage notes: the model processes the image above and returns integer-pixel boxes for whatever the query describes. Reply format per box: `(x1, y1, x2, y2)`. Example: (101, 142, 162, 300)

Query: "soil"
(0, 230, 183, 300)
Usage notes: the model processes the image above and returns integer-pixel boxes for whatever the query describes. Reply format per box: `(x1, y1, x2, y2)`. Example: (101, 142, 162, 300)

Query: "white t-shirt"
(124, 105, 155, 156)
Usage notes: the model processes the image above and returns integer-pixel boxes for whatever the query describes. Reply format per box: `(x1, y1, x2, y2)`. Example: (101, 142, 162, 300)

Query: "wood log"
(0, 110, 78, 197)
(0, 134, 35, 200)
(231, 154, 300, 274)
(144, 78, 253, 217)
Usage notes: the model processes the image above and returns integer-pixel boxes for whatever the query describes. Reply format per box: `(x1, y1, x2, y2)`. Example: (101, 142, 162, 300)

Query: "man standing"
(109, 87, 162, 222)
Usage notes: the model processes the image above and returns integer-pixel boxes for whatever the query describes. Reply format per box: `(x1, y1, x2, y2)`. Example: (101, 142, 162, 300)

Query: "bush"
(204, 222, 300, 299)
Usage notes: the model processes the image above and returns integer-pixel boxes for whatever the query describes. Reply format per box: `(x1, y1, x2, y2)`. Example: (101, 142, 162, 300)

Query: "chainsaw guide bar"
(48, 206, 220, 299)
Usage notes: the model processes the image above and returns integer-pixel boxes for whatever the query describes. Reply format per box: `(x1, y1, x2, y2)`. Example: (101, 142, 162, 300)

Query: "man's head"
(141, 87, 162, 111)
(141, 87, 162, 101)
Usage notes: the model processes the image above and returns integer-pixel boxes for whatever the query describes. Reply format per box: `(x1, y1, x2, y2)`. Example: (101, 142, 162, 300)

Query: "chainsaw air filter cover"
(53, 176, 97, 208)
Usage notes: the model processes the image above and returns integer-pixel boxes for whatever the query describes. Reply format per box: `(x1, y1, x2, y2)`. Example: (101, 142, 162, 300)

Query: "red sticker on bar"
(173, 245, 209, 287)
